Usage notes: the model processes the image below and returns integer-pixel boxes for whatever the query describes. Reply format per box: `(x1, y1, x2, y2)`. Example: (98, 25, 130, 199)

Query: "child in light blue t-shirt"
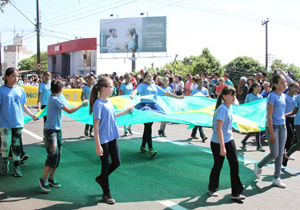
(119, 73, 134, 136)
(190, 79, 208, 142)
(283, 82, 300, 167)
(241, 82, 264, 151)
(208, 86, 245, 200)
(0, 68, 37, 177)
(90, 77, 133, 205)
(255, 74, 287, 188)
(38, 71, 51, 121)
(38, 80, 88, 193)
(158, 76, 173, 137)
(81, 75, 95, 137)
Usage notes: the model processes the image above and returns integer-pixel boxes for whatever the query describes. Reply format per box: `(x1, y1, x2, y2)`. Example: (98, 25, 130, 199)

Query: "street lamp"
(110, 14, 119, 18)
(140, 12, 148, 17)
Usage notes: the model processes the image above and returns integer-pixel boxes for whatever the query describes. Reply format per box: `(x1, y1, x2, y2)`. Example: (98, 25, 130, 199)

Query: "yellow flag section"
(22, 86, 82, 105)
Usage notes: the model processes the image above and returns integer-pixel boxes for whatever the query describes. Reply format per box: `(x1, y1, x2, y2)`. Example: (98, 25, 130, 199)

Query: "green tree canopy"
(150, 48, 223, 81)
(224, 56, 264, 86)
(18, 52, 48, 72)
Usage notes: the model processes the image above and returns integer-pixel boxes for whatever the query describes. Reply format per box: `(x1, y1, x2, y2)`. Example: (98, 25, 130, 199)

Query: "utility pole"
(36, 0, 41, 75)
(131, 52, 136, 73)
(262, 18, 269, 72)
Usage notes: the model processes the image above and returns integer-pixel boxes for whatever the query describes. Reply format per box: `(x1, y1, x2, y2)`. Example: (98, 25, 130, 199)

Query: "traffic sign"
(36, 63, 42, 70)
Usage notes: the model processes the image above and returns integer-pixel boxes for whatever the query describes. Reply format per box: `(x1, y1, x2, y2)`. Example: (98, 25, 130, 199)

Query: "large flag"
(25, 94, 267, 133)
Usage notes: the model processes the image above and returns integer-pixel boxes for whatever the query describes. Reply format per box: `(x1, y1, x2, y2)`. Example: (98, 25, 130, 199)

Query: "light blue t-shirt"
(245, 93, 263, 103)
(136, 82, 165, 103)
(211, 103, 233, 144)
(44, 95, 65, 130)
(82, 85, 92, 100)
(225, 79, 234, 87)
(191, 87, 209, 96)
(93, 98, 120, 144)
(285, 92, 296, 117)
(0, 85, 27, 128)
(38, 82, 51, 106)
(294, 95, 300, 125)
(120, 83, 133, 95)
(267, 92, 286, 125)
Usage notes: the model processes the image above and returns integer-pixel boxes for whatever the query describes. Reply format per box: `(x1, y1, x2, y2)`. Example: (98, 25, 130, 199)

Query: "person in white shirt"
(106, 28, 121, 53)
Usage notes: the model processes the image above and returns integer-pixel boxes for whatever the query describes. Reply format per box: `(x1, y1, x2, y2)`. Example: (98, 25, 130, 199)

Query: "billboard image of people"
(100, 17, 166, 53)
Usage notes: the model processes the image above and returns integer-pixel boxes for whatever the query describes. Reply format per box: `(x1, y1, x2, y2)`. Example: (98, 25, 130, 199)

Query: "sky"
(1, 0, 300, 75)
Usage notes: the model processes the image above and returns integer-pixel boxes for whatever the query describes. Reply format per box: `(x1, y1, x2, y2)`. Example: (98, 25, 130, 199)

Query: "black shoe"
(191, 136, 199, 139)
(102, 193, 115, 204)
(202, 136, 208, 142)
(282, 155, 289, 167)
(127, 128, 133, 135)
(39, 178, 51, 192)
(149, 149, 157, 159)
(48, 178, 61, 188)
(20, 153, 29, 162)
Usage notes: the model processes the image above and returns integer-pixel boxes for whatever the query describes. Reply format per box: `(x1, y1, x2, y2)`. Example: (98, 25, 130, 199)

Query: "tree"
(18, 52, 48, 72)
(158, 48, 223, 81)
(224, 56, 264, 86)
(192, 48, 224, 76)
(0, 0, 10, 13)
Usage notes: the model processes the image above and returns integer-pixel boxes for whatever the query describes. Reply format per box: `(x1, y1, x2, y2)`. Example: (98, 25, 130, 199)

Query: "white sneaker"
(254, 163, 262, 179)
(272, 178, 286, 188)
(208, 189, 219, 197)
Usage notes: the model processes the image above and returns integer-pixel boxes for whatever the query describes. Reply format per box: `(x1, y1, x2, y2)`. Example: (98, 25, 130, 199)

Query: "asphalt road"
(1, 113, 300, 210)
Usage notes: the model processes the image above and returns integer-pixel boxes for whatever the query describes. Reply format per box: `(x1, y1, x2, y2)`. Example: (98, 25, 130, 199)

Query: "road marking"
(159, 200, 188, 210)
(23, 128, 43, 141)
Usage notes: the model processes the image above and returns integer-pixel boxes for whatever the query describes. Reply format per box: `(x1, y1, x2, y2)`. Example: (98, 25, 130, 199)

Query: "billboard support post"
(131, 52, 136, 73)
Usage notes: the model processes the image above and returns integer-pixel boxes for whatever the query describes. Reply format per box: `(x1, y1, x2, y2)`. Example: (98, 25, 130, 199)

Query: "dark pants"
(285, 117, 295, 151)
(142, 123, 153, 149)
(44, 129, 62, 168)
(287, 125, 300, 157)
(242, 132, 262, 148)
(209, 140, 244, 196)
(99, 139, 121, 194)
(191, 126, 206, 139)
(85, 124, 94, 132)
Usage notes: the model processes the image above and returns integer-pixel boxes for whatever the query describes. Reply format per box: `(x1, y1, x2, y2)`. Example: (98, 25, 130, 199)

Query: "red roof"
(48, 38, 97, 56)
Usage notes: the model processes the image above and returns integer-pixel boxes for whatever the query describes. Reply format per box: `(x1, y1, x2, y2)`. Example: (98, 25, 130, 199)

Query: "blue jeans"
(258, 125, 286, 179)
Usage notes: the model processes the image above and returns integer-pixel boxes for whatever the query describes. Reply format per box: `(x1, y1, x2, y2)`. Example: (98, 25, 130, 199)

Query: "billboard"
(100, 17, 166, 53)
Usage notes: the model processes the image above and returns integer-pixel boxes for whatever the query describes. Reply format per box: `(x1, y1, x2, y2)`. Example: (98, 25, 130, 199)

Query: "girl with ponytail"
(254, 74, 287, 188)
(241, 82, 264, 151)
(90, 77, 134, 204)
(208, 86, 245, 200)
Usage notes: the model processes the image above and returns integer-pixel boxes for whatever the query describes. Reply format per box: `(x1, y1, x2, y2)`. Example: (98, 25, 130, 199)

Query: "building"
(3, 34, 33, 70)
(47, 38, 97, 77)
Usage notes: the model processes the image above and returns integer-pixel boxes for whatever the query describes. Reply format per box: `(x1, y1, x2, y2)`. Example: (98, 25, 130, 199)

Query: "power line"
(9, 1, 36, 26)
(42, 0, 132, 28)
(42, 0, 110, 24)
